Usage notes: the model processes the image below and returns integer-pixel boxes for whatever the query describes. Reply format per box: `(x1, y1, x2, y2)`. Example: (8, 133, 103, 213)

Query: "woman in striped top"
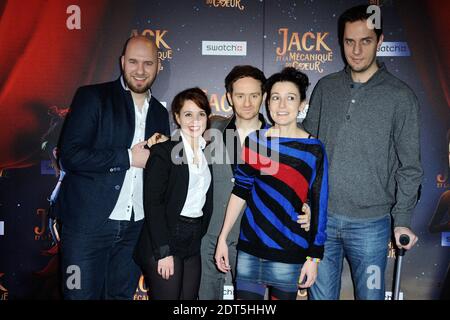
(214, 67, 328, 300)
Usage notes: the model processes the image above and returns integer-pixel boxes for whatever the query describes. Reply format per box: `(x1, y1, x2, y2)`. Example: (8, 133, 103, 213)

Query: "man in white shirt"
(57, 36, 170, 299)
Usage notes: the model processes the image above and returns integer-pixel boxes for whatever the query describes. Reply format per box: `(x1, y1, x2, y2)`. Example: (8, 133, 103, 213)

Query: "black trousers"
(143, 216, 203, 300)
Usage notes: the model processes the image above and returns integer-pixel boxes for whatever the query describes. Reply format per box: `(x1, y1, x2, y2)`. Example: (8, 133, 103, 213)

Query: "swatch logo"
(202, 41, 247, 56)
(377, 42, 411, 56)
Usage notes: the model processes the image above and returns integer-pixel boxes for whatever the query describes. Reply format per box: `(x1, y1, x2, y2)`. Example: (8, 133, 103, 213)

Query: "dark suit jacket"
(56, 78, 170, 232)
(134, 137, 213, 266)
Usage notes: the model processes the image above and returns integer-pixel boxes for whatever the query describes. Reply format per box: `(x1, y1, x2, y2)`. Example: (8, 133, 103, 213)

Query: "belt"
(178, 215, 203, 224)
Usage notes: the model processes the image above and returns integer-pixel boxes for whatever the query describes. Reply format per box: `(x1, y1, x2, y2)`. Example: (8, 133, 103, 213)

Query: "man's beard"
(123, 73, 151, 94)
(349, 54, 377, 74)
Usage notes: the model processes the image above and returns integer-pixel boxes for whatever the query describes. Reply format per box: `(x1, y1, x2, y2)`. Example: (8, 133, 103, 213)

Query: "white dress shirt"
(179, 130, 211, 218)
(109, 77, 150, 221)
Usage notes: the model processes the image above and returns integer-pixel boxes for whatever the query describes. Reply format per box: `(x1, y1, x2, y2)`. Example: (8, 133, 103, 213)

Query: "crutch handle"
(398, 234, 410, 256)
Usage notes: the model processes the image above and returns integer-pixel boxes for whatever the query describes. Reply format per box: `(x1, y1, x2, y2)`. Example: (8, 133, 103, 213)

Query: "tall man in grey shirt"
(303, 5, 423, 300)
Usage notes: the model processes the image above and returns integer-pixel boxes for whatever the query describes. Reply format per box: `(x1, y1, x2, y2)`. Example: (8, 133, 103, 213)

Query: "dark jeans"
(60, 218, 144, 300)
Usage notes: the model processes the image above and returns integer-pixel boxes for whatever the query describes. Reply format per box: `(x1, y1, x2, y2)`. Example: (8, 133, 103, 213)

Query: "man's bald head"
(122, 35, 158, 57)
(121, 36, 160, 95)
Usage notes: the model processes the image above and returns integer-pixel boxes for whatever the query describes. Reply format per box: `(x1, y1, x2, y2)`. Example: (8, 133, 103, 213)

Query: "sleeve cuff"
(232, 185, 251, 201)
(128, 149, 132, 167)
(392, 213, 411, 228)
(306, 245, 324, 260)
(153, 244, 171, 260)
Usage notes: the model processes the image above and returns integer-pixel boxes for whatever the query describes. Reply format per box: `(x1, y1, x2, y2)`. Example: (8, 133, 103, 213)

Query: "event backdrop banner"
(0, 0, 448, 300)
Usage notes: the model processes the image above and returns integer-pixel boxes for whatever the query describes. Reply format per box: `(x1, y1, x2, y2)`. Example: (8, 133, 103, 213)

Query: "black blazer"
(134, 138, 213, 266)
(56, 78, 170, 232)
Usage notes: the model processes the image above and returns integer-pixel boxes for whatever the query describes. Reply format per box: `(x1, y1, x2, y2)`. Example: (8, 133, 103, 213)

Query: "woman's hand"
(157, 255, 174, 280)
(297, 203, 311, 232)
(214, 237, 231, 273)
(147, 132, 169, 149)
(298, 260, 318, 289)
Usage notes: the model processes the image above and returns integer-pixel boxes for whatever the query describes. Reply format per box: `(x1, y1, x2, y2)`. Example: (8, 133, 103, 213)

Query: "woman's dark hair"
(264, 67, 309, 123)
(171, 87, 211, 128)
(338, 4, 383, 46)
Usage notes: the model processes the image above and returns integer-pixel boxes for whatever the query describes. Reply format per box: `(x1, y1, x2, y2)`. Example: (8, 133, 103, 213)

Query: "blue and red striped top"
(232, 129, 328, 263)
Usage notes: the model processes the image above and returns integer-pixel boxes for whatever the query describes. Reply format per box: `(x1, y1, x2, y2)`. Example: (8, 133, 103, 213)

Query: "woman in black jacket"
(134, 87, 213, 300)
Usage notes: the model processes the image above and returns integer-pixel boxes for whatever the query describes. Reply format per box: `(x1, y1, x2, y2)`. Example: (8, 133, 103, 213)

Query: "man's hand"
(297, 203, 311, 231)
(394, 227, 418, 250)
(131, 141, 150, 168)
(157, 256, 174, 280)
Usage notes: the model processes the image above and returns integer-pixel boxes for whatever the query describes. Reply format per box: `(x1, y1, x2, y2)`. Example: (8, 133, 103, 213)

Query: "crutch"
(393, 234, 410, 300)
